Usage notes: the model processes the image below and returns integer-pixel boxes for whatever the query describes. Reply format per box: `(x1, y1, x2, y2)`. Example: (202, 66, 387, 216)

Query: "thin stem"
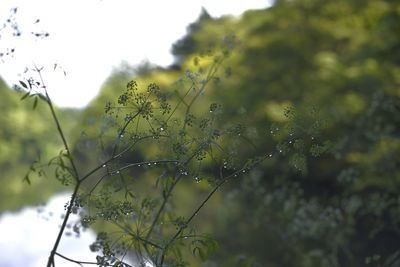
(80, 134, 167, 183)
(112, 221, 163, 250)
(35, 67, 83, 267)
(36, 68, 79, 181)
(166, 83, 194, 123)
(84, 159, 179, 197)
(159, 163, 258, 266)
(55, 252, 96, 266)
(111, 111, 141, 157)
(47, 181, 81, 267)
(55, 252, 133, 267)
(144, 170, 182, 242)
(159, 178, 227, 266)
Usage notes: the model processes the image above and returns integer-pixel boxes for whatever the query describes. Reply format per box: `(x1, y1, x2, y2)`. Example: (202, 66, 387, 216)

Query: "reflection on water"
(0, 193, 153, 267)
(0, 193, 98, 267)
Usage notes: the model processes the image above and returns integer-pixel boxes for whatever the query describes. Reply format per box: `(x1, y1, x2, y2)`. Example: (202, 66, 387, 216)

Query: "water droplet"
(184, 236, 188, 239)
(289, 133, 293, 136)
(279, 149, 283, 153)
(119, 134, 124, 138)
(102, 164, 106, 168)
(160, 127, 164, 131)
(234, 174, 237, 177)
(289, 140, 292, 144)
(269, 154, 273, 157)
(311, 136, 315, 140)
(137, 164, 141, 167)
(153, 162, 157, 165)
(116, 171, 120, 174)
(148, 163, 151, 166)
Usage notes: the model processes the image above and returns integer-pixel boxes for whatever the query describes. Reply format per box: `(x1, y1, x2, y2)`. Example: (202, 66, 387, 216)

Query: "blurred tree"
(172, 7, 213, 63)
(77, 0, 400, 266)
(192, 1, 400, 266)
(0, 78, 80, 212)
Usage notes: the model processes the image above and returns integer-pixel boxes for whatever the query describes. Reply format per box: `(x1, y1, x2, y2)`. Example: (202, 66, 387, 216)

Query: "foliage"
(78, 0, 400, 266)
(191, 1, 400, 266)
(21, 39, 288, 266)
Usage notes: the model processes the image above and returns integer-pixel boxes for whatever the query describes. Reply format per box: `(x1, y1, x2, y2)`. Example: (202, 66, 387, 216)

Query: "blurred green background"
(1, 0, 399, 266)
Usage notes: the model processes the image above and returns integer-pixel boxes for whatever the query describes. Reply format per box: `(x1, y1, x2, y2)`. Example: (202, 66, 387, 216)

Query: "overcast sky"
(0, 0, 271, 108)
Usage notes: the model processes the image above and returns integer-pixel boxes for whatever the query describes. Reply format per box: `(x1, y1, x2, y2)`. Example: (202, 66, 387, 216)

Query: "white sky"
(0, 0, 271, 108)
